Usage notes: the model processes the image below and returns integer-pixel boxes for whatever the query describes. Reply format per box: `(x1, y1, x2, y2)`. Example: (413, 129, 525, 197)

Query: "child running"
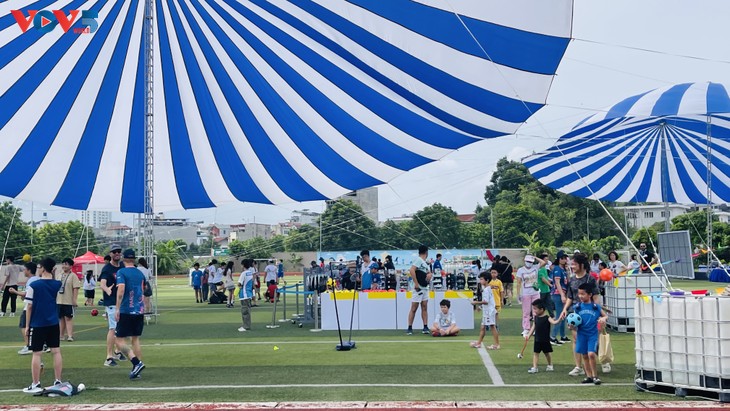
(430, 299, 460, 336)
(470, 272, 499, 349)
(525, 299, 560, 373)
(573, 282, 608, 384)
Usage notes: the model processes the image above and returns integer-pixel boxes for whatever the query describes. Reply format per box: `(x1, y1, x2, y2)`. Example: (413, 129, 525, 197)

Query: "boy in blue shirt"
(237, 259, 255, 332)
(23, 258, 63, 393)
(359, 250, 379, 290)
(573, 282, 608, 385)
(191, 263, 204, 303)
(115, 249, 147, 380)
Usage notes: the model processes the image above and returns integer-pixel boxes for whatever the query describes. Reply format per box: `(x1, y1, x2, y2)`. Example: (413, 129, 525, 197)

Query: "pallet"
(636, 379, 730, 403)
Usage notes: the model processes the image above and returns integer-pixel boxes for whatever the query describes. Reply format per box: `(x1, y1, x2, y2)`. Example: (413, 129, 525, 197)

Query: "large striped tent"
(0, 0, 573, 212)
(523, 82, 730, 204)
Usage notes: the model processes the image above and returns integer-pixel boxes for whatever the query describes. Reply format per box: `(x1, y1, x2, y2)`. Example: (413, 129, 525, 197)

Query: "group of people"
(1, 244, 151, 393)
(189, 258, 285, 307)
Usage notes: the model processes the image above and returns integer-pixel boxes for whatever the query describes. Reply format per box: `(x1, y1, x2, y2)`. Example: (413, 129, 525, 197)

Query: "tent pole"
(659, 123, 670, 232)
(706, 115, 713, 268)
(143, 0, 157, 322)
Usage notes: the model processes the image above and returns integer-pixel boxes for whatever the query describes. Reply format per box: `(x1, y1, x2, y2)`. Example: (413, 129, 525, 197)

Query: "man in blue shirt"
(237, 259, 255, 332)
(359, 250, 379, 290)
(23, 258, 63, 393)
(191, 263, 204, 303)
(115, 249, 147, 380)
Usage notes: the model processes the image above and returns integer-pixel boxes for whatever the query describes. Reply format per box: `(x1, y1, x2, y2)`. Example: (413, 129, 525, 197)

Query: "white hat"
(574, 249, 581, 254)
(524, 255, 535, 263)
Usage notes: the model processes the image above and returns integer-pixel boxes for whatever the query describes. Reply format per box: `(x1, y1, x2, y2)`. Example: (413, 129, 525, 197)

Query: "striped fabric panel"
(0, 0, 572, 212)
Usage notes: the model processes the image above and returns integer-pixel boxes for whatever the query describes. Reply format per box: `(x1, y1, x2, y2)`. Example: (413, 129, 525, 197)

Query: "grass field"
(0, 276, 723, 404)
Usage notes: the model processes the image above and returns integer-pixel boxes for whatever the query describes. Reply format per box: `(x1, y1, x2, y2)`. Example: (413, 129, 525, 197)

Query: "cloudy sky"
(4, 0, 730, 227)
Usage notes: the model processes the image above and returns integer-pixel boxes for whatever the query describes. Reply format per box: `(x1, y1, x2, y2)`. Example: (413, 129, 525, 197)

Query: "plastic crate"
(605, 274, 664, 332)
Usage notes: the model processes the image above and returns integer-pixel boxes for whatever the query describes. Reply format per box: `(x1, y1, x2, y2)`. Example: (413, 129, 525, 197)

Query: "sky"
(4, 0, 730, 227)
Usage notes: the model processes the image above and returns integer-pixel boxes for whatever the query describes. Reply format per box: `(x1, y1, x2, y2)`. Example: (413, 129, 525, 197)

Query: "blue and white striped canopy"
(524, 83, 730, 204)
(0, 0, 572, 212)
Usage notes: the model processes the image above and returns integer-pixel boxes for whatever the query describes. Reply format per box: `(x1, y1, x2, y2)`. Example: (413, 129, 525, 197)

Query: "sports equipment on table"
(415, 269, 429, 288)
(91, 309, 99, 316)
(566, 312, 582, 327)
(599, 269, 613, 282)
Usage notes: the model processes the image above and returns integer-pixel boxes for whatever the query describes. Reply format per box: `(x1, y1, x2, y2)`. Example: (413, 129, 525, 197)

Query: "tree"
(65, 220, 100, 255)
(459, 223, 491, 249)
(376, 220, 415, 250)
(493, 203, 551, 248)
(671, 211, 715, 247)
(285, 225, 319, 252)
(408, 203, 461, 248)
(319, 200, 377, 251)
(230, 237, 273, 259)
(484, 158, 536, 206)
(596, 235, 623, 257)
(0, 202, 32, 260)
(34, 223, 73, 261)
(155, 240, 183, 275)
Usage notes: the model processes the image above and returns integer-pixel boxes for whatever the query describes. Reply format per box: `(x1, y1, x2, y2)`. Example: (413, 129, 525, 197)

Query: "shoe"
(53, 379, 62, 385)
(104, 358, 118, 367)
(602, 363, 612, 373)
(9, 312, 15, 317)
(581, 377, 594, 384)
(550, 338, 563, 345)
(114, 352, 127, 361)
(129, 361, 145, 379)
(0, 312, 5, 317)
(18, 346, 31, 355)
(23, 382, 42, 394)
(66, 336, 74, 342)
(486, 344, 500, 350)
(238, 327, 247, 332)
(560, 336, 571, 342)
(421, 327, 429, 334)
(43, 345, 51, 353)
(469, 341, 481, 348)
(528, 367, 538, 374)
(546, 365, 554, 372)
(568, 366, 585, 376)
(406, 327, 413, 335)
(593, 377, 602, 385)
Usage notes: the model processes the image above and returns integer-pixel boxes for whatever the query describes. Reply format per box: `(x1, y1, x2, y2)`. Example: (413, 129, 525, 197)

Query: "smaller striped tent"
(523, 82, 730, 204)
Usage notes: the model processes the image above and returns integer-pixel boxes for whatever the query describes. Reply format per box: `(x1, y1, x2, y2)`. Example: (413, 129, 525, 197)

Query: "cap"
(556, 250, 567, 259)
(268, 259, 274, 263)
(524, 254, 535, 263)
(122, 249, 136, 259)
(573, 249, 581, 254)
(110, 244, 122, 252)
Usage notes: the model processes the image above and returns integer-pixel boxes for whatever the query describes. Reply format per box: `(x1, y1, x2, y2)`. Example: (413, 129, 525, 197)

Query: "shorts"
(29, 324, 60, 352)
(226, 285, 236, 291)
(18, 311, 27, 328)
(481, 310, 496, 326)
(105, 306, 118, 329)
(411, 289, 429, 303)
(58, 304, 74, 319)
(115, 314, 144, 338)
(534, 340, 553, 354)
(575, 332, 599, 355)
(193, 285, 201, 290)
(84, 289, 95, 299)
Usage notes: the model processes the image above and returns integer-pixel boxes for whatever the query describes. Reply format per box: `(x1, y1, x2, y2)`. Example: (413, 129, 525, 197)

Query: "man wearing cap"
(99, 245, 124, 367)
(515, 254, 546, 337)
(115, 249, 146, 380)
(550, 250, 570, 344)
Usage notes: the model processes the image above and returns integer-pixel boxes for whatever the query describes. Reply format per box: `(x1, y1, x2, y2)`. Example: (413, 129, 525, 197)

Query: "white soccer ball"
(77, 383, 85, 392)
(517, 353, 523, 359)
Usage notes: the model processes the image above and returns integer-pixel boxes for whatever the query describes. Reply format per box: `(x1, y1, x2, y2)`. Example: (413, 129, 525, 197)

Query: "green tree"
(408, 203, 461, 248)
(484, 158, 536, 206)
(493, 203, 551, 248)
(320, 200, 377, 251)
(285, 225, 319, 252)
(155, 240, 183, 275)
(230, 237, 273, 259)
(671, 211, 715, 246)
(34, 223, 73, 261)
(631, 228, 658, 251)
(596, 235, 623, 257)
(0, 202, 32, 260)
(65, 220, 100, 255)
(459, 223, 491, 249)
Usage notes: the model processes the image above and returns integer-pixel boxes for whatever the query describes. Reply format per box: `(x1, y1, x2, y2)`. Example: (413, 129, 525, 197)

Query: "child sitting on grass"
(573, 282, 608, 385)
(431, 299, 460, 336)
(525, 299, 560, 373)
(470, 272, 499, 350)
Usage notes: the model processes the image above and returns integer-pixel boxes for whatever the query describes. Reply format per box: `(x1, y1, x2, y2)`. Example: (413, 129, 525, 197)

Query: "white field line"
(476, 345, 505, 385)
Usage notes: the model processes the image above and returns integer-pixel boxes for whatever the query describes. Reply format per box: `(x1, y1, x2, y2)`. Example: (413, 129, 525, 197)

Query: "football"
(91, 309, 99, 317)
(566, 312, 582, 327)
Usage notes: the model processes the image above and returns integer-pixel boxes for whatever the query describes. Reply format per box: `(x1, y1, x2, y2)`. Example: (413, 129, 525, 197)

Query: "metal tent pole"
(706, 116, 713, 268)
(659, 123, 670, 233)
(143, 0, 156, 323)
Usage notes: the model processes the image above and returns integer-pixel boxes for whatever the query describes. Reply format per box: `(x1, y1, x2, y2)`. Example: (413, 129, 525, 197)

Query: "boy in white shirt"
(431, 299, 459, 336)
(471, 272, 500, 350)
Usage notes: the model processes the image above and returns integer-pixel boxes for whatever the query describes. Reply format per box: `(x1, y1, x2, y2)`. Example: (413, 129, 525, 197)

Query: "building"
(229, 223, 273, 241)
(273, 221, 302, 236)
(615, 204, 692, 229)
(80, 211, 112, 228)
(291, 209, 320, 226)
(327, 187, 379, 223)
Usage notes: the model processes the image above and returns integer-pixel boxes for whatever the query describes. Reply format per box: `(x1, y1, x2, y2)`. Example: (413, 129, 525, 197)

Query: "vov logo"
(11, 10, 99, 34)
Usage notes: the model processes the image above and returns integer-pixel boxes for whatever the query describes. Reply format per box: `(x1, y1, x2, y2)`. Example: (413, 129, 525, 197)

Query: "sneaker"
(43, 345, 51, 353)
(53, 379, 62, 385)
(238, 327, 247, 332)
(546, 365, 554, 372)
(602, 363, 612, 373)
(104, 358, 118, 367)
(421, 327, 429, 335)
(114, 352, 127, 361)
(129, 361, 145, 379)
(23, 382, 42, 394)
(66, 336, 74, 342)
(9, 312, 15, 317)
(581, 377, 594, 384)
(406, 327, 413, 335)
(0, 312, 5, 317)
(593, 377, 602, 385)
(18, 346, 31, 355)
(528, 367, 538, 374)
(560, 336, 571, 342)
(568, 366, 585, 376)
(549, 338, 559, 345)
(469, 341, 481, 348)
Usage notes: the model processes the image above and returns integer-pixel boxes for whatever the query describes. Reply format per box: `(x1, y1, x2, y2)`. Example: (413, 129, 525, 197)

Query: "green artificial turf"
(0, 276, 723, 404)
